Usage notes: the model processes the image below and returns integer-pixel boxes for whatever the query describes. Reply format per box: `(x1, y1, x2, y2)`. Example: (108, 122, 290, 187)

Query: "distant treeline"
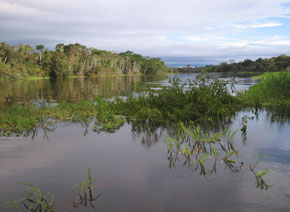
(178, 55, 290, 73)
(0, 43, 170, 79)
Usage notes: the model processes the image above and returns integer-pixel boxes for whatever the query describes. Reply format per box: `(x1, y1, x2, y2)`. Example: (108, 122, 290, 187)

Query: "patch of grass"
(240, 72, 290, 107)
(114, 72, 240, 126)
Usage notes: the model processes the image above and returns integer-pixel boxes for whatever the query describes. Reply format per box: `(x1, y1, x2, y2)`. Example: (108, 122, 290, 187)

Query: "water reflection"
(0, 73, 261, 105)
(0, 75, 168, 104)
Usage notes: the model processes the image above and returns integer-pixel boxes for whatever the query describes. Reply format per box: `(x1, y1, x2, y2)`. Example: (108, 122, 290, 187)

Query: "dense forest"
(179, 55, 290, 73)
(0, 43, 170, 79)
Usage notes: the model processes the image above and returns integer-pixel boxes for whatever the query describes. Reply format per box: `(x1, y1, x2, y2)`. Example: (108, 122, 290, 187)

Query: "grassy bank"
(240, 72, 290, 107)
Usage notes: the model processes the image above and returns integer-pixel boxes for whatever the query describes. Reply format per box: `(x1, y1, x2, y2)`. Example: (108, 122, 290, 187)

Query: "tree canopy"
(0, 42, 170, 79)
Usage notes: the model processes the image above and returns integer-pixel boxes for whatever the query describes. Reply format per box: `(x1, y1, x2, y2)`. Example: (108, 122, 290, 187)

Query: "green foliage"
(73, 168, 101, 209)
(0, 42, 170, 79)
(0, 72, 241, 135)
(241, 115, 249, 133)
(180, 55, 290, 73)
(0, 105, 47, 136)
(167, 123, 243, 174)
(114, 72, 239, 127)
(10, 169, 104, 211)
(250, 151, 270, 190)
(10, 183, 55, 212)
(240, 72, 290, 107)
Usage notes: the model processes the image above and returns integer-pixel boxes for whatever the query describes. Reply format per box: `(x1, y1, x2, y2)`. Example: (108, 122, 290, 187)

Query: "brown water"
(1, 74, 290, 212)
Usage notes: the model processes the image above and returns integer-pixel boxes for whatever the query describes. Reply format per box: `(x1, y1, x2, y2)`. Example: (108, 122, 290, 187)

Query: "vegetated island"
(1, 70, 290, 136)
(178, 55, 290, 73)
(0, 42, 171, 79)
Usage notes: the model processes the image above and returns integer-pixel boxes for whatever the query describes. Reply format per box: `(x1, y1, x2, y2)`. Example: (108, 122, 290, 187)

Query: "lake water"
(1, 73, 290, 212)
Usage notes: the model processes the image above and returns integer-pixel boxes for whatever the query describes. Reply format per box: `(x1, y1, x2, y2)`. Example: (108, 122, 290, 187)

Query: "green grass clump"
(114, 72, 240, 126)
(240, 72, 290, 107)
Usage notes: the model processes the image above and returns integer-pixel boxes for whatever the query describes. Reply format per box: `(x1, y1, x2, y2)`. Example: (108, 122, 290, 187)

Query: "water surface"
(0, 73, 289, 212)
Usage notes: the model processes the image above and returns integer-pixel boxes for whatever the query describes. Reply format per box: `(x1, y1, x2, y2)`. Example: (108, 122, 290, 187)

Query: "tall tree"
(36, 45, 45, 66)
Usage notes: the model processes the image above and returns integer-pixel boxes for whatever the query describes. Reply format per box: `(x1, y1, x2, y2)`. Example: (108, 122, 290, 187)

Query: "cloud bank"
(1, 0, 290, 65)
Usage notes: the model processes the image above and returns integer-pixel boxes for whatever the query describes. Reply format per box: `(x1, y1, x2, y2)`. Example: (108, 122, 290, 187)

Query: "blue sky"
(1, 0, 290, 66)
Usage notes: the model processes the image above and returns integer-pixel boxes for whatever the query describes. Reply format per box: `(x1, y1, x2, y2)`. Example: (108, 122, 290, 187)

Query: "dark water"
(1, 74, 290, 212)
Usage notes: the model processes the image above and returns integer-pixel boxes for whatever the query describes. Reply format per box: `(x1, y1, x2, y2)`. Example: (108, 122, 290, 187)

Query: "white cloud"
(232, 22, 283, 29)
(188, 34, 228, 42)
(1, 0, 290, 63)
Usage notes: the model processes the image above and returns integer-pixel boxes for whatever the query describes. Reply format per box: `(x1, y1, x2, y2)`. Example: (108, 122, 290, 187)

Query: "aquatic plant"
(250, 151, 270, 190)
(10, 168, 110, 211)
(10, 183, 55, 212)
(0, 72, 241, 136)
(73, 168, 101, 209)
(241, 115, 250, 133)
(114, 72, 240, 127)
(167, 123, 243, 175)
